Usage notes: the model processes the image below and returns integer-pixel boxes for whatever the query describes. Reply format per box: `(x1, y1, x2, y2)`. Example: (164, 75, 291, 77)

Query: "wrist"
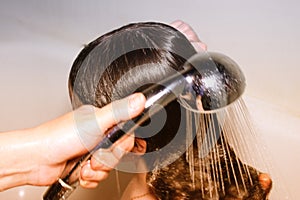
(0, 128, 40, 190)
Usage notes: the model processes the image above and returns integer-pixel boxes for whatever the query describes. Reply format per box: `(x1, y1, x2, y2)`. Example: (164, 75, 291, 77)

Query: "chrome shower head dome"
(179, 52, 246, 113)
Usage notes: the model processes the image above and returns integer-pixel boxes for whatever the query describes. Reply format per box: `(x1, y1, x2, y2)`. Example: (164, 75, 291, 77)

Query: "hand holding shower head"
(43, 52, 246, 200)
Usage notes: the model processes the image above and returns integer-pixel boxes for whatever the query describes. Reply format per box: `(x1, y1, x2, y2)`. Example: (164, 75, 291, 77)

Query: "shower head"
(177, 51, 246, 113)
(43, 51, 246, 200)
(141, 51, 246, 114)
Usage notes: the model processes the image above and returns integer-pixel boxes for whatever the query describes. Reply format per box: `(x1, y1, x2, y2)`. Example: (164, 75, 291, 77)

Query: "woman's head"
(68, 22, 273, 199)
(69, 22, 196, 107)
(68, 22, 197, 155)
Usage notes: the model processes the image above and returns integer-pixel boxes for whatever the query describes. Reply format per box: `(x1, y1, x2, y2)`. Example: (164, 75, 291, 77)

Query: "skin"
(120, 20, 209, 200)
(123, 21, 271, 200)
(170, 20, 207, 51)
(0, 93, 146, 191)
(120, 138, 156, 200)
(0, 20, 206, 194)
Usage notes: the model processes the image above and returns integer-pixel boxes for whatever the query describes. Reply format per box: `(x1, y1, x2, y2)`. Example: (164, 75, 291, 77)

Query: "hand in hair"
(170, 20, 207, 52)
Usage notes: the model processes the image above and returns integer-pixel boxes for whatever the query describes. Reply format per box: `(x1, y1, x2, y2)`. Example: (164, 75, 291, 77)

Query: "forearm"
(0, 113, 76, 191)
(0, 128, 40, 191)
(0, 107, 102, 191)
(0, 93, 146, 191)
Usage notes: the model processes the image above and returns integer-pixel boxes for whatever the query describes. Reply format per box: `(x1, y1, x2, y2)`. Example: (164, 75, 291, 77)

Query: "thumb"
(95, 92, 146, 133)
(73, 93, 146, 153)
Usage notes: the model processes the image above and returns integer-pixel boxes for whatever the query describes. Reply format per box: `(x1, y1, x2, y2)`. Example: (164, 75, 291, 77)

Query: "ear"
(132, 138, 147, 155)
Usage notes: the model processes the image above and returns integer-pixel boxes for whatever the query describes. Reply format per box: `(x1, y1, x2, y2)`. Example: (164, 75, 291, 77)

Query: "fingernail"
(129, 93, 145, 112)
(83, 168, 95, 178)
(114, 146, 126, 159)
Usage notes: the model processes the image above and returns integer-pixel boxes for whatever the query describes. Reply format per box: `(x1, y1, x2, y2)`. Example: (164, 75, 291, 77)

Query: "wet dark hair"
(68, 22, 272, 199)
(68, 22, 197, 154)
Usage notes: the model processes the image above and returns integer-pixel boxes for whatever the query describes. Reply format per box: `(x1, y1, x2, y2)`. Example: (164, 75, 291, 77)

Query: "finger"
(170, 20, 207, 51)
(176, 23, 207, 51)
(111, 131, 135, 156)
(79, 179, 101, 189)
(258, 173, 272, 192)
(192, 41, 208, 51)
(97, 93, 146, 129)
(80, 161, 109, 183)
(171, 22, 192, 39)
(177, 23, 192, 34)
(74, 93, 146, 151)
(179, 24, 200, 42)
(171, 20, 194, 36)
(91, 148, 119, 170)
(90, 132, 135, 170)
(170, 20, 184, 28)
